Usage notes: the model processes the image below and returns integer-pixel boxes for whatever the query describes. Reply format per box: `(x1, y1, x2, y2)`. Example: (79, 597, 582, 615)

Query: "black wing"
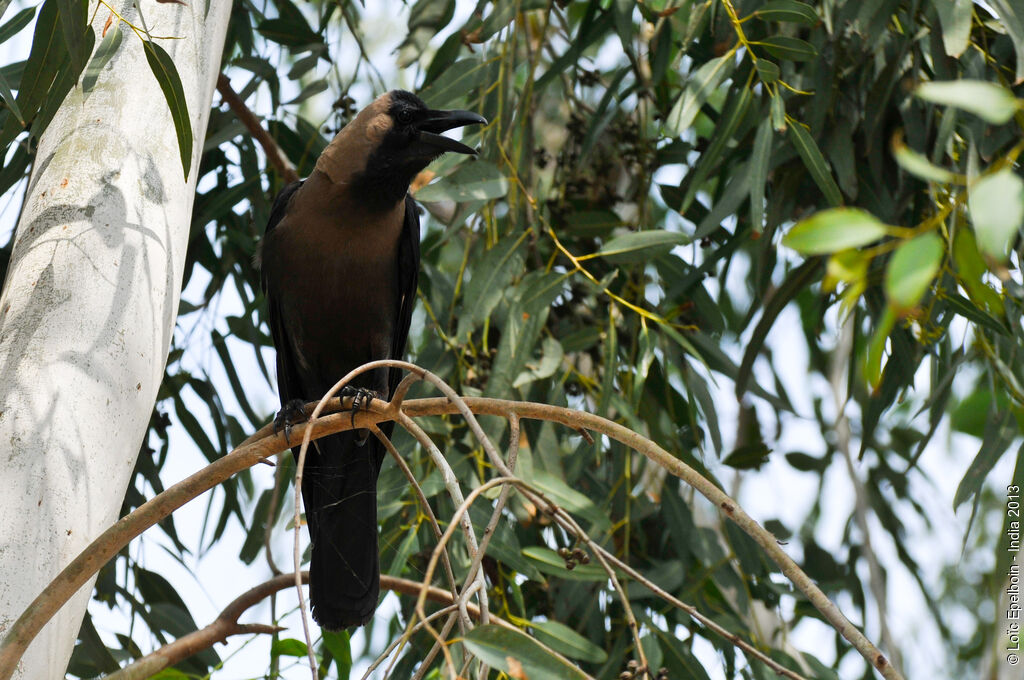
(388, 194, 422, 400)
(260, 180, 304, 407)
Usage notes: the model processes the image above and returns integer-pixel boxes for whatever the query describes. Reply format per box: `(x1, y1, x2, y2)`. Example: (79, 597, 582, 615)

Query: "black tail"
(300, 429, 384, 630)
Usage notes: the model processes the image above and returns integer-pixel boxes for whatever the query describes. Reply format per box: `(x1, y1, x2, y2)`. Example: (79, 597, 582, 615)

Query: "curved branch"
(0, 364, 900, 680)
(100, 572, 506, 680)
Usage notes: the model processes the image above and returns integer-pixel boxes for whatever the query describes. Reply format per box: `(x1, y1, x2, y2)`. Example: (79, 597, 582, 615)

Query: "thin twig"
(292, 431, 319, 680)
(101, 574, 299, 679)
(831, 316, 902, 673)
(216, 73, 300, 184)
(363, 605, 460, 680)
(264, 453, 287, 576)
(370, 425, 465, 633)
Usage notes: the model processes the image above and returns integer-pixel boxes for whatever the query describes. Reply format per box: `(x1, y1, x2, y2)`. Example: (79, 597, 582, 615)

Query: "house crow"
(259, 90, 485, 629)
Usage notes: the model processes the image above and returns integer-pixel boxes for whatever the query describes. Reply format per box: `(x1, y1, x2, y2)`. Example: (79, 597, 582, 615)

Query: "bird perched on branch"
(259, 90, 485, 630)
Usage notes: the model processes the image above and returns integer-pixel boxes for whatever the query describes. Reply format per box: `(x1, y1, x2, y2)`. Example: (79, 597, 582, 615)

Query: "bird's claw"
(341, 387, 381, 446)
(273, 399, 308, 445)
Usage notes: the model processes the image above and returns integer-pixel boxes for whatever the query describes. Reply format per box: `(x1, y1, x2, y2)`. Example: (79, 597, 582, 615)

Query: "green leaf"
(783, 208, 887, 254)
(754, 0, 819, 25)
(513, 336, 565, 388)
(954, 410, 1016, 509)
(758, 35, 817, 61)
(81, 22, 121, 94)
(487, 271, 565, 398)
(988, 0, 1024, 83)
(770, 90, 786, 131)
(418, 57, 491, 109)
(736, 258, 822, 400)
(892, 135, 960, 184)
(256, 17, 319, 47)
(941, 292, 1009, 336)
(787, 122, 843, 206)
(414, 160, 507, 202)
(149, 670, 190, 680)
(865, 307, 896, 390)
(143, 39, 193, 181)
(915, 80, 1020, 125)
(0, 6, 34, 45)
(284, 79, 327, 105)
(530, 620, 608, 663)
(523, 468, 608, 528)
(57, 0, 88, 75)
(0, 0, 64, 149)
(456, 232, 526, 341)
(664, 54, 735, 136)
(968, 169, 1024, 261)
(885, 232, 944, 312)
(951, 389, 1004, 438)
(953, 228, 1005, 314)
(723, 443, 772, 469)
(0, 66, 21, 124)
(271, 638, 309, 657)
(755, 58, 780, 83)
(933, 0, 973, 57)
(749, 118, 773, 232)
(464, 625, 593, 680)
(594, 230, 688, 263)
(322, 630, 352, 678)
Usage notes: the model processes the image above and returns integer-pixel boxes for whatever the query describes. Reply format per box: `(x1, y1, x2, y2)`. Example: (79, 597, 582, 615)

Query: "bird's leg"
(273, 398, 308, 445)
(341, 386, 382, 446)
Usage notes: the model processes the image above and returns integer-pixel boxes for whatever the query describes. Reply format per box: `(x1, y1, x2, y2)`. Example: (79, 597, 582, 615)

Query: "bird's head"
(316, 90, 487, 209)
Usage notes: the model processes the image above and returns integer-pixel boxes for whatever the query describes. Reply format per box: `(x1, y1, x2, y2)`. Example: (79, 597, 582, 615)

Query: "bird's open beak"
(415, 109, 488, 155)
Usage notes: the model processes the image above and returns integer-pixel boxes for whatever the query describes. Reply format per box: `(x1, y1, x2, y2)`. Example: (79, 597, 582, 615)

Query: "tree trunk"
(0, 2, 231, 677)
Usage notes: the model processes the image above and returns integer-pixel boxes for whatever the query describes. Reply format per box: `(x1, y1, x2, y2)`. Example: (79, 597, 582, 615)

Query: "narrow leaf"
(0, 66, 21, 124)
(915, 80, 1020, 124)
(749, 118, 772, 232)
(954, 410, 1016, 509)
(82, 22, 122, 94)
(664, 54, 735, 136)
(988, 0, 1024, 83)
(594, 230, 688, 263)
(456, 232, 526, 341)
(0, 6, 34, 45)
(57, 0, 88, 75)
(787, 122, 843, 206)
(143, 39, 193, 181)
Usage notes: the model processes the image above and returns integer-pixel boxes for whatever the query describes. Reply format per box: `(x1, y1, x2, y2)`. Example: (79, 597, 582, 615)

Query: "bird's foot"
(273, 398, 308, 445)
(341, 387, 382, 446)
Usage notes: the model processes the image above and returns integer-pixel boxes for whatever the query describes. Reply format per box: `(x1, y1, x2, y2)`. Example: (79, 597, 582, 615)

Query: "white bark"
(0, 2, 231, 677)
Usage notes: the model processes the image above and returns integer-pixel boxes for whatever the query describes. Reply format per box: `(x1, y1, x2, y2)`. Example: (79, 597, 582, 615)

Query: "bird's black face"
(351, 90, 486, 211)
(384, 90, 487, 167)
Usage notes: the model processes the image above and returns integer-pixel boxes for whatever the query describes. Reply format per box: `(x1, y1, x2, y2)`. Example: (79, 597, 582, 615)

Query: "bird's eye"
(396, 109, 413, 125)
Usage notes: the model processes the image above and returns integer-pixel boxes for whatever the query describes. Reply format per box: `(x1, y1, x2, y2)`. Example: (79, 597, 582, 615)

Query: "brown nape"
(315, 92, 396, 185)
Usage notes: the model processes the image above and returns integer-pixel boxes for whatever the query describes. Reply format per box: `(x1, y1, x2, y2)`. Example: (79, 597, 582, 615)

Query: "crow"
(259, 90, 485, 629)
